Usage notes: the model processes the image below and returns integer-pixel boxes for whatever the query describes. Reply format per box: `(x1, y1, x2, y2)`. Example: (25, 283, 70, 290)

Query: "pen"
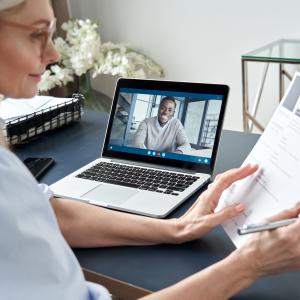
(237, 218, 299, 235)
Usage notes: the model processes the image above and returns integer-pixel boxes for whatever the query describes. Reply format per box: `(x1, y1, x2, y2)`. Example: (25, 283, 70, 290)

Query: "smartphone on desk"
(23, 157, 55, 180)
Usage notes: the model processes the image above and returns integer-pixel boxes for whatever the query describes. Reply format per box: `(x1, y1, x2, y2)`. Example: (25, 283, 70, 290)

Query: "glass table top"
(242, 39, 300, 62)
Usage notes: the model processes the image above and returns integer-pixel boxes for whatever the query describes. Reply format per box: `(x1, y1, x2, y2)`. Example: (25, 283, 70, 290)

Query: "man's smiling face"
(158, 99, 175, 126)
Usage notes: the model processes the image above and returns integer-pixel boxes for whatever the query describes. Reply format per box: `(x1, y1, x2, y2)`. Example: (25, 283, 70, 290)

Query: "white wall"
(69, 0, 300, 131)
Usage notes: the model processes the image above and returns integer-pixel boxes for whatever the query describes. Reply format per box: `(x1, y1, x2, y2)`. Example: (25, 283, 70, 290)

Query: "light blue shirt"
(0, 146, 111, 300)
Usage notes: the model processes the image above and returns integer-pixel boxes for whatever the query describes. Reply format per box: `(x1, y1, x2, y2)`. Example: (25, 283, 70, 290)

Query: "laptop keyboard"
(76, 162, 199, 196)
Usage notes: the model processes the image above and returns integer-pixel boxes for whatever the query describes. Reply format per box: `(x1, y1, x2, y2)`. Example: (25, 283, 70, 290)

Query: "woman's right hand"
(236, 202, 300, 279)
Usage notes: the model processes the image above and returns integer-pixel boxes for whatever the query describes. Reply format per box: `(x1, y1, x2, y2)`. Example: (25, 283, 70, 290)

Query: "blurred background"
(59, 0, 300, 131)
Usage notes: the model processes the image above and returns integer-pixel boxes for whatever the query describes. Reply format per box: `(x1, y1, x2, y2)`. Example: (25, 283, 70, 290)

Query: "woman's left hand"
(171, 164, 258, 243)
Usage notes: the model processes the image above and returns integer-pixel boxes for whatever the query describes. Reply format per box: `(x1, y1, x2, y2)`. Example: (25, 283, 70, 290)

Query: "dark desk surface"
(14, 111, 300, 299)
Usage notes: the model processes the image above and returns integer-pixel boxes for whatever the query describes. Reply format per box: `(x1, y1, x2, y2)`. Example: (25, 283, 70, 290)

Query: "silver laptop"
(51, 78, 229, 218)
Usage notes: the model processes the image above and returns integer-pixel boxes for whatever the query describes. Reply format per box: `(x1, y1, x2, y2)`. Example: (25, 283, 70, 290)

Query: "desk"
(14, 111, 300, 300)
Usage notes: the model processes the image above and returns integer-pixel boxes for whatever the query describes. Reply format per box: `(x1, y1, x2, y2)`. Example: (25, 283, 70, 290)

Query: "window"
(200, 100, 222, 148)
(184, 101, 205, 144)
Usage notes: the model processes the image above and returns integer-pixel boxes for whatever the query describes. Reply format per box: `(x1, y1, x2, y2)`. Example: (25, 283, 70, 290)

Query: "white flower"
(38, 19, 164, 92)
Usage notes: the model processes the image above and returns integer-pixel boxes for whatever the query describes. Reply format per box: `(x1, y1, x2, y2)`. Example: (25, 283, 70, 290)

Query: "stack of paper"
(216, 72, 300, 248)
(0, 96, 72, 122)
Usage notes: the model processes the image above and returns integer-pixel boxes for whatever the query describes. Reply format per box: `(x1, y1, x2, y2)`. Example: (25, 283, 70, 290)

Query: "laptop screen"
(103, 79, 228, 173)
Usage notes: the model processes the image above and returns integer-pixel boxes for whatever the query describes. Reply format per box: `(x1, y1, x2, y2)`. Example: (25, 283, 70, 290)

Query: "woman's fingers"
(266, 202, 300, 222)
(180, 165, 258, 227)
(206, 203, 245, 227)
(203, 164, 259, 209)
(213, 164, 259, 192)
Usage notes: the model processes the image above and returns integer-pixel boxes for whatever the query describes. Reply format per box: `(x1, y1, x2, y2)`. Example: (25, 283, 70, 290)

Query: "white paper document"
(0, 96, 72, 122)
(216, 72, 300, 248)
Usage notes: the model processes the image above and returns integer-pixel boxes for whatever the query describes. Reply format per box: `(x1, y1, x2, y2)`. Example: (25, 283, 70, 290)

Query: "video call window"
(109, 90, 222, 160)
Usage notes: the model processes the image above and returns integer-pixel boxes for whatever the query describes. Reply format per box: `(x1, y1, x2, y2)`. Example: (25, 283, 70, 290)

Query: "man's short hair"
(160, 96, 176, 109)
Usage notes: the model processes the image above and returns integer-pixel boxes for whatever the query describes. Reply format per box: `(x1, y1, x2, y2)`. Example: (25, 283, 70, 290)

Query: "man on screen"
(133, 96, 191, 153)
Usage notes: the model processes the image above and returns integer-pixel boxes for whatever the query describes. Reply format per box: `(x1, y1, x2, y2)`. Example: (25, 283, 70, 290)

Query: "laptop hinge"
(102, 157, 200, 175)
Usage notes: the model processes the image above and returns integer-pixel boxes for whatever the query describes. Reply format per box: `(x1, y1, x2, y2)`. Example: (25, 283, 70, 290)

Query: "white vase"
(90, 74, 119, 99)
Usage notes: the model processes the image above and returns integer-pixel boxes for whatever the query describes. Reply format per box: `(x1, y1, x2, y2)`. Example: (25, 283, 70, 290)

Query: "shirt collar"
(155, 116, 172, 129)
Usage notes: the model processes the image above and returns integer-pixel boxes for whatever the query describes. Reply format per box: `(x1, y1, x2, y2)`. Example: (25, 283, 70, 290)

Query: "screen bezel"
(102, 78, 229, 174)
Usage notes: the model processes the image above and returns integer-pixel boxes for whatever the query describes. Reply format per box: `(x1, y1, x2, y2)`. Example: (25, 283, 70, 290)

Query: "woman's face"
(0, 0, 59, 98)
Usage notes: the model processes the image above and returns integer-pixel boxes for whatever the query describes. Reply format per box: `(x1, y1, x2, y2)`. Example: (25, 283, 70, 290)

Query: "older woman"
(1, 1, 300, 300)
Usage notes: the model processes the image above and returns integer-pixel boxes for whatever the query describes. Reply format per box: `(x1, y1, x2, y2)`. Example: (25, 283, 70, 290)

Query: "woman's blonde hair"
(0, 132, 7, 148)
(0, 1, 27, 147)
(0, 97, 7, 148)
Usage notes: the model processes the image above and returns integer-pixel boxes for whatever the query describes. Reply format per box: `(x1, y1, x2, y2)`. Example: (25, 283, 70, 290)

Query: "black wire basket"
(3, 93, 84, 145)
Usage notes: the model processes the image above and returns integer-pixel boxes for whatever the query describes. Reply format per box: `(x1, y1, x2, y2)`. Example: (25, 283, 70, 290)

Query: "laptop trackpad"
(82, 184, 138, 205)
